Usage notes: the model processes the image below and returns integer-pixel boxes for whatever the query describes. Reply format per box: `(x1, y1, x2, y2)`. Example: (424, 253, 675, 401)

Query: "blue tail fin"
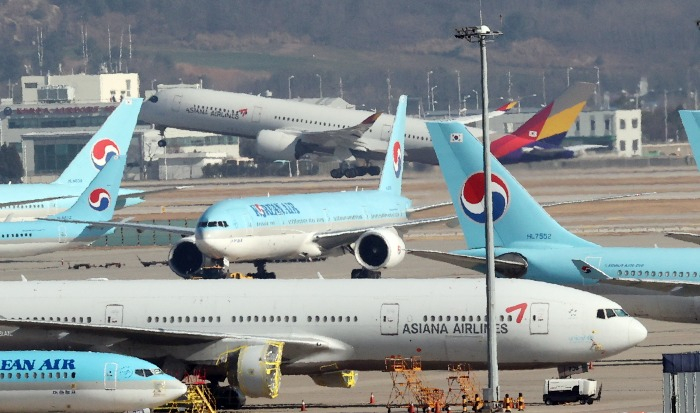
(426, 121, 596, 249)
(378, 95, 407, 194)
(50, 154, 126, 222)
(53, 97, 143, 186)
(681, 110, 700, 172)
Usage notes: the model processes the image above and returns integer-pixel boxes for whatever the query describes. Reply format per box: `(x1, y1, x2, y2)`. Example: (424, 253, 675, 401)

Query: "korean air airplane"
(75, 96, 452, 279)
(136, 82, 599, 178)
(410, 120, 700, 323)
(0, 98, 152, 222)
(0, 277, 646, 409)
(0, 350, 186, 413)
(0, 154, 125, 258)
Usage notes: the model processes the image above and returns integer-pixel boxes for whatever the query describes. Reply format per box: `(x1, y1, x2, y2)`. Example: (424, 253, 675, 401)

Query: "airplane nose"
(628, 318, 648, 346)
(159, 379, 188, 403)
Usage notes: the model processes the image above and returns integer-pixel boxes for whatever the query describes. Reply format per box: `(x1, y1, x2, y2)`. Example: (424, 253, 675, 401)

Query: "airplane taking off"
(0, 350, 186, 413)
(0, 98, 169, 222)
(491, 82, 597, 163)
(138, 86, 519, 178)
(0, 278, 647, 409)
(68, 96, 452, 279)
(0, 154, 125, 258)
(408, 120, 700, 323)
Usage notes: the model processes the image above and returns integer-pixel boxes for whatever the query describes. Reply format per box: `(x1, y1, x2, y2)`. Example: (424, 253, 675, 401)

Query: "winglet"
(571, 259, 610, 281)
(680, 110, 700, 172)
(361, 112, 382, 125)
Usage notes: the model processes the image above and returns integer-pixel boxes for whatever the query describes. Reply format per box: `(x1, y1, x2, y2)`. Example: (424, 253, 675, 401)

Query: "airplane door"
(104, 363, 118, 390)
(171, 94, 182, 112)
(252, 106, 262, 123)
(105, 304, 124, 325)
(380, 303, 399, 335)
(57, 226, 68, 243)
(529, 303, 549, 334)
(379, 123, 392, 142)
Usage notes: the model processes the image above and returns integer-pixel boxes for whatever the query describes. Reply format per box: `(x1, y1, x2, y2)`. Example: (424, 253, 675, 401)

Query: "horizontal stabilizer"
(571, 259, 610, 281)
(407, 249, 527, 275)
(666, 232, 700, 246)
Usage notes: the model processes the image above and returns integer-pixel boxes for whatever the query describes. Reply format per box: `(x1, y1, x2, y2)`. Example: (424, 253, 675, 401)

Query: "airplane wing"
(0, 195, 74, 208)
(40, 217, 195, 236)
(665, 232, 700, 245)
(118, 186, 192, 199)
(572, 259, 700, 296)
(297, 112, 381, 148)
(313, 215, 455, 251)
(541, 192, 655, 208)
(452, 101, 518, 124)
(407, 249, 527, 277)
(0, 318, 350, 363)
(406, 200, 453, 214)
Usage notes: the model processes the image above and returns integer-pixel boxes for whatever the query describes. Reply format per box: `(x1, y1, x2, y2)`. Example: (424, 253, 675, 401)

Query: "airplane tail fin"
(490, 82, 596, 159)
(53, 97, 143, 186)
(426, 121, 596, 249)
(50, 154, 126, 222)
(680, 110, 700, 171)
(378, 95, 407, 194)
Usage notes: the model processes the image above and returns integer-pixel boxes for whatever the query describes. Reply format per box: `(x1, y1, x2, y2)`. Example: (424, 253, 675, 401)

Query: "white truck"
(543, 378, 601, 405)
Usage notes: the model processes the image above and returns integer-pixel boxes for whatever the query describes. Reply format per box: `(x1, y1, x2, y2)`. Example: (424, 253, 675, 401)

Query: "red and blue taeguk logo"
(392, 141, 402, 178)
(459, 172, 510, 223)
(89, 188, 111, 211)
(91, 138, 119, 170)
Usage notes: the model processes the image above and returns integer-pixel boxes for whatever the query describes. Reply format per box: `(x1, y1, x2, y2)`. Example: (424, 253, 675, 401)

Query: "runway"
(5, 163, 700, 412)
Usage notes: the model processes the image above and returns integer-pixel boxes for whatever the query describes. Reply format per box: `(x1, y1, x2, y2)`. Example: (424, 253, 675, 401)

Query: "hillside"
(0, 0, 697, 140)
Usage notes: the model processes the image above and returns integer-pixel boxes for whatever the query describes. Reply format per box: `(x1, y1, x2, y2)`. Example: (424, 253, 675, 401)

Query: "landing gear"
(351, 268, 382, 279)
(330, 162, 381, 179)
(247, 260, 277, 279)
(210, 384, 246, 410)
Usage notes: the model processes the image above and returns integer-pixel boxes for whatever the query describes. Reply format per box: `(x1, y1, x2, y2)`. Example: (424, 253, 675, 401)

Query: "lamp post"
(594, 66, 601, 108)
(431, 85, 438, 112)
(151, 79, 157, 90)
(455, 70, 462, 112)
(315, 74, 322, 99)
(542, 72, 547, 106)
(472, 89, 479, 111)
(455, 24, 502, 411)
(427, 70, 433, 112)
(288, 75, 294, 99)
(566, 66, 573, 87)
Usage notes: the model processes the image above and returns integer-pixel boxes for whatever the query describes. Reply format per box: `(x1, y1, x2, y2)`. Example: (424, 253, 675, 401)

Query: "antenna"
(119, 28, 124, 73)
(108, 25, 112, 73)
(128, 24, 132, 61)
(36, 27, 44, 75)
(82, 22, 89, 73)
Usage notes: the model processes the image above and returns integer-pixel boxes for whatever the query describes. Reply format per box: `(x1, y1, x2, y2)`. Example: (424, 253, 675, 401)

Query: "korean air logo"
(91, 138, 119, 170)
(581, 265, 592, 274)
(88, 188, 111, 211)
(459, 172, 510, 223)
(392, 141, 402, 178)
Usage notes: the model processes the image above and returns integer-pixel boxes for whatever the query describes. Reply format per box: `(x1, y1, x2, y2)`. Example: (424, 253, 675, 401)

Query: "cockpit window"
(198, 221, 229, 228)
(605, 309, 616, 318)
(148, 95, 158, 103)
(613, 309, 629, 317)
(135, 368, 162, 377)
(597, 309, 605, 319)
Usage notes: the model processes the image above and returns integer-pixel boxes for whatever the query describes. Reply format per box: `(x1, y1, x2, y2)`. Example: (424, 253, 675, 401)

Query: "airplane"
(139, 82, 586, 178)
(0, 154, 125, 258)
(57, 96, 453, 279)
(0, 277, 647, 409)
(407, 120, 700, 323)
(0, 97, 173, 222)
(490, 82, 598, 164)
(0, 350, 186, 413)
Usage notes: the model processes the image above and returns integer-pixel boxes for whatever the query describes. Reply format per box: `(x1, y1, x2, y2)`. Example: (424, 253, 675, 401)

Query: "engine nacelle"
(256, 130, 301, 161)
(309, 370, 358, 388)
(354, 227, 406, 270)
(226, 342, 284, 399)
(168, 236, 204, 279)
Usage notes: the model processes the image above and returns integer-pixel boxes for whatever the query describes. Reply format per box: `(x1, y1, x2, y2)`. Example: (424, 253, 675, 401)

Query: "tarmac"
(6, 162, 700, 412)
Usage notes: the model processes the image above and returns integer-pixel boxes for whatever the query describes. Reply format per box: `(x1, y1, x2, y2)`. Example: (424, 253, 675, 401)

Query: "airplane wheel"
(330, 169, 343, 179)
(368, 166, 381, 176)
(356, 166, 368, 176)
(344, 168, 357, 178)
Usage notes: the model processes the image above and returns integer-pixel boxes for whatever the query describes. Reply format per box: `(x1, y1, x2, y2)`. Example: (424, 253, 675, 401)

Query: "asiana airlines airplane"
(0, 278, 646, 409)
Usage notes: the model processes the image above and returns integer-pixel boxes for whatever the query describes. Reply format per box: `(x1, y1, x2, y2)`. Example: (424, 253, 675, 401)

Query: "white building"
(20, 73, 139, 104)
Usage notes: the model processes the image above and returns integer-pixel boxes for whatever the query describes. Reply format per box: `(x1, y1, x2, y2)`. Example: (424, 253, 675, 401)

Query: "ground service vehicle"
(543, 378, 600, 405)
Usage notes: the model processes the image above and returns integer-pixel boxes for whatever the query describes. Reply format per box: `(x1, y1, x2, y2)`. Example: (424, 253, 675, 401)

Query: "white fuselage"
(0, 278, 646, 373)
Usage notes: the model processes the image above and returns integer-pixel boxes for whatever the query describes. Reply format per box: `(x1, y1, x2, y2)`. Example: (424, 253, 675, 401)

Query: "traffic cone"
(300, 400, 307, 411)
(370, 392, 375, 404)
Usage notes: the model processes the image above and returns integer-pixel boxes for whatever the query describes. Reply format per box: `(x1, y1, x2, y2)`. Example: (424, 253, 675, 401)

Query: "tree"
(0, 144, 24, 183)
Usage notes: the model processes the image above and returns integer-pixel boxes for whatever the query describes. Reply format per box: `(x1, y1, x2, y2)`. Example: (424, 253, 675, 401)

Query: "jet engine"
(256, 130, 301, 161)
(354, 228, 406, 270)
(309, 370, 358, 388)
(168, 236, 205, 279)
(225, 342, 284, 399)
